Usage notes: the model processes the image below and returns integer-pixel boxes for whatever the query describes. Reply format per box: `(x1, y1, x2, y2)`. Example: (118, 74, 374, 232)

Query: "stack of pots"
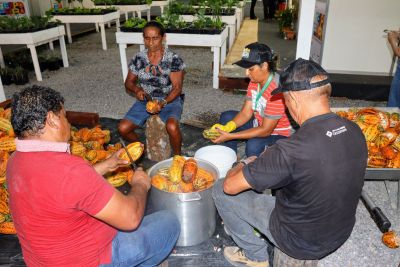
(148, 158, 220, 247)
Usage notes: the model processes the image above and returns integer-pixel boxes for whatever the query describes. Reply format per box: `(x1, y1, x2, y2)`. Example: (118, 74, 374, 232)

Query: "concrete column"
(295, 0, 316, 59)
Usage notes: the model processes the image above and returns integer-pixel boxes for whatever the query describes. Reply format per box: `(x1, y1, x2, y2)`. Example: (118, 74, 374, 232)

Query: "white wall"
(321, 0, 400, 75)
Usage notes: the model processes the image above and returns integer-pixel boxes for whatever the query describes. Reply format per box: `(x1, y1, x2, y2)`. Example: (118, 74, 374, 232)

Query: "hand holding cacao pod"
(146, 100, 161, 114)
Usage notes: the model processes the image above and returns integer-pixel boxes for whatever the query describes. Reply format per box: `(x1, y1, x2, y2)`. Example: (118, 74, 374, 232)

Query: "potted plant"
(0, 68, 13, 85)
(12, 66, 29, 85)
(275, 8, 298, 40)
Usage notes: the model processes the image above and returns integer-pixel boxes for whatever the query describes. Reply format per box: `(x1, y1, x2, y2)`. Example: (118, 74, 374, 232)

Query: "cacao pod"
(382, 230, 399, 249)
(106, 172, 127, 187)
(146, 101, 159, 114)
(0, 136, 16, 152)
(182, 158, 198, 183)
(203, 128, 220, 140)
(151, 175, 170, 191)
(168, 155, 185, 183)
(0, 221, 16, 234)
(119, 142, 144, 162)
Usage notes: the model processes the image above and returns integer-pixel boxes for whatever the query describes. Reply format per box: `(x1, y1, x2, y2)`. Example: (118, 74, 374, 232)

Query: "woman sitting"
(211, 42, 293, 157)
(118, 21, 185, 156)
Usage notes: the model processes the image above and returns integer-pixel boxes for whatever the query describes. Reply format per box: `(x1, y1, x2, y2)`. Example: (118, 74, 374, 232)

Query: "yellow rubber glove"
(211, 121, 237, 133)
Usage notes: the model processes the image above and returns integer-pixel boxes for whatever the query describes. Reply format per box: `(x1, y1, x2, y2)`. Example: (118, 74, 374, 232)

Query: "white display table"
(116, 27, 228, 89)
(0, 26, 69, 82)
(181, 12, 237, 50)
(54, 11, 120, 50)
(95, 5, 151, 21)
(150, 0, 170, 15)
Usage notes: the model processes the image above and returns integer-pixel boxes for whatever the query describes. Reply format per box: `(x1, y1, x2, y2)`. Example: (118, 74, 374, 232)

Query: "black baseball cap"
(271, 58, 330, 95)
(233, 42, 274, 68)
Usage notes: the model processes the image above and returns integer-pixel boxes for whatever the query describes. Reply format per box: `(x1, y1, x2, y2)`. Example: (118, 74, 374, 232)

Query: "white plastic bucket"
(194, 145, 237, 179)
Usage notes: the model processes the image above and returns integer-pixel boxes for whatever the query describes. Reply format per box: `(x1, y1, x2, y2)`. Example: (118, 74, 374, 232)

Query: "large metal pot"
(148, 158, 220, 247)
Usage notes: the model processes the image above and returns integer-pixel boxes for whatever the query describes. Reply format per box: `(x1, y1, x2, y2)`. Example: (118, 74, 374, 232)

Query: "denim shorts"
(124, 96, 183, 127)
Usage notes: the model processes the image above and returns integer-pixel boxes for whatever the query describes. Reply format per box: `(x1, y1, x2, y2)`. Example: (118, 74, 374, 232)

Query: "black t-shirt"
(243, 112, 368, 259)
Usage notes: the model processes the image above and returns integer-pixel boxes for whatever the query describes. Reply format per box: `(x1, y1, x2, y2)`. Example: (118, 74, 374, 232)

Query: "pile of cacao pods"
(151, 156, 215, 193)
(70, 127, 144, 187)
(0, 107, 17, 234)
(335, 107, 400, 168)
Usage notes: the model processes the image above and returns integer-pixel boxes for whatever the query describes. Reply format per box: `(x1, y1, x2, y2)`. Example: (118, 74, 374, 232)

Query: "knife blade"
(119, 137, 137, 170)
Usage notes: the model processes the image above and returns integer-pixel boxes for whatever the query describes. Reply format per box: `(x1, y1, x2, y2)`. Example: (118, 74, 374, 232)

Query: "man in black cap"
(213, 58, 367, 267)
(209, 42, 293, 158)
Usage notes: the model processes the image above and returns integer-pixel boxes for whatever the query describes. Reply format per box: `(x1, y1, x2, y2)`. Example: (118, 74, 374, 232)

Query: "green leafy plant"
(275, 8, 296, 33)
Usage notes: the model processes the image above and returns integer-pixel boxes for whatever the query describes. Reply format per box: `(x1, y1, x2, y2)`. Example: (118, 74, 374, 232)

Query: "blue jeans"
(212, 180, 277, 262)
(219, 110, 287, 157)
(101, 210, 180, 267)
(124, 96, 184, 127)
(387, 60, 400, 107)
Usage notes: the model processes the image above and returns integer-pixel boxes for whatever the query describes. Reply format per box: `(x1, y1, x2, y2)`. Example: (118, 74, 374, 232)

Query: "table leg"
(59, 36, 69, 68)
(108, 22, 111, 28)
(49, 41, 54, 50)
(0, 77, 5, 102)
(147, 9, 150, 21)
(95, 23, 99, 32)
(116, 18, 120, 32)
(27, 44, 42, 81)
(160, 6, 164, 14)
(66, 23, 72, 44)
(228, 25, 235, 49)
(99, 23, 107, 50)
(221, 40, 227, 67)
(125, 12, 129, 20)
(0, 47, 5, 68)
(212, 46, 220, 89)
(118, 44, 128, 82)
(138, 10, 142, 19)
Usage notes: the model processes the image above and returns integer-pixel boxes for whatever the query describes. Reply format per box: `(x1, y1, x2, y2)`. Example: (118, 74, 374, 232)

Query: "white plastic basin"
(194, 145, 237, 178)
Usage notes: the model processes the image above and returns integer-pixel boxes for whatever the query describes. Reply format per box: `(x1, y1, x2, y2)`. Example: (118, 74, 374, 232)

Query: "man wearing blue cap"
(213, 58, 368, 267)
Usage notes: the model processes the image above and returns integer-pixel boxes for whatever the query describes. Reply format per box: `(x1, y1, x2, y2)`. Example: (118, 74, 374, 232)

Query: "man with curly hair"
(7, 85, 180, 266)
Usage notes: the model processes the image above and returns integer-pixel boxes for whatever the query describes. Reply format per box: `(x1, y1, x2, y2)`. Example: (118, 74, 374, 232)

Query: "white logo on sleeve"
(326, 126, 347, 138)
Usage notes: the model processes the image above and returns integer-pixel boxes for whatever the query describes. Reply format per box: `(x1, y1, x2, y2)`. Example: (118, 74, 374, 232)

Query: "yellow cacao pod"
(168, 155, 185, 183)
(0, 117, 13, 136)
(70, 141, 86, 157)
(107, 172, 127, 187)
(0, 136, 16, 152)
(0, 221, 17, 234)
(119, 142, 144, 162)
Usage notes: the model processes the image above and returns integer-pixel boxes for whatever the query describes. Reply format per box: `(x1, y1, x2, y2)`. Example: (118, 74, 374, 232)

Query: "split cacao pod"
(106, 172, 127, 187)
(151, 175, 170, 191)
(182, 158, 198, 183)
(146, 100, 159, 114)
(168, 155, 185, 183)
(118, 142, 144, 162)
